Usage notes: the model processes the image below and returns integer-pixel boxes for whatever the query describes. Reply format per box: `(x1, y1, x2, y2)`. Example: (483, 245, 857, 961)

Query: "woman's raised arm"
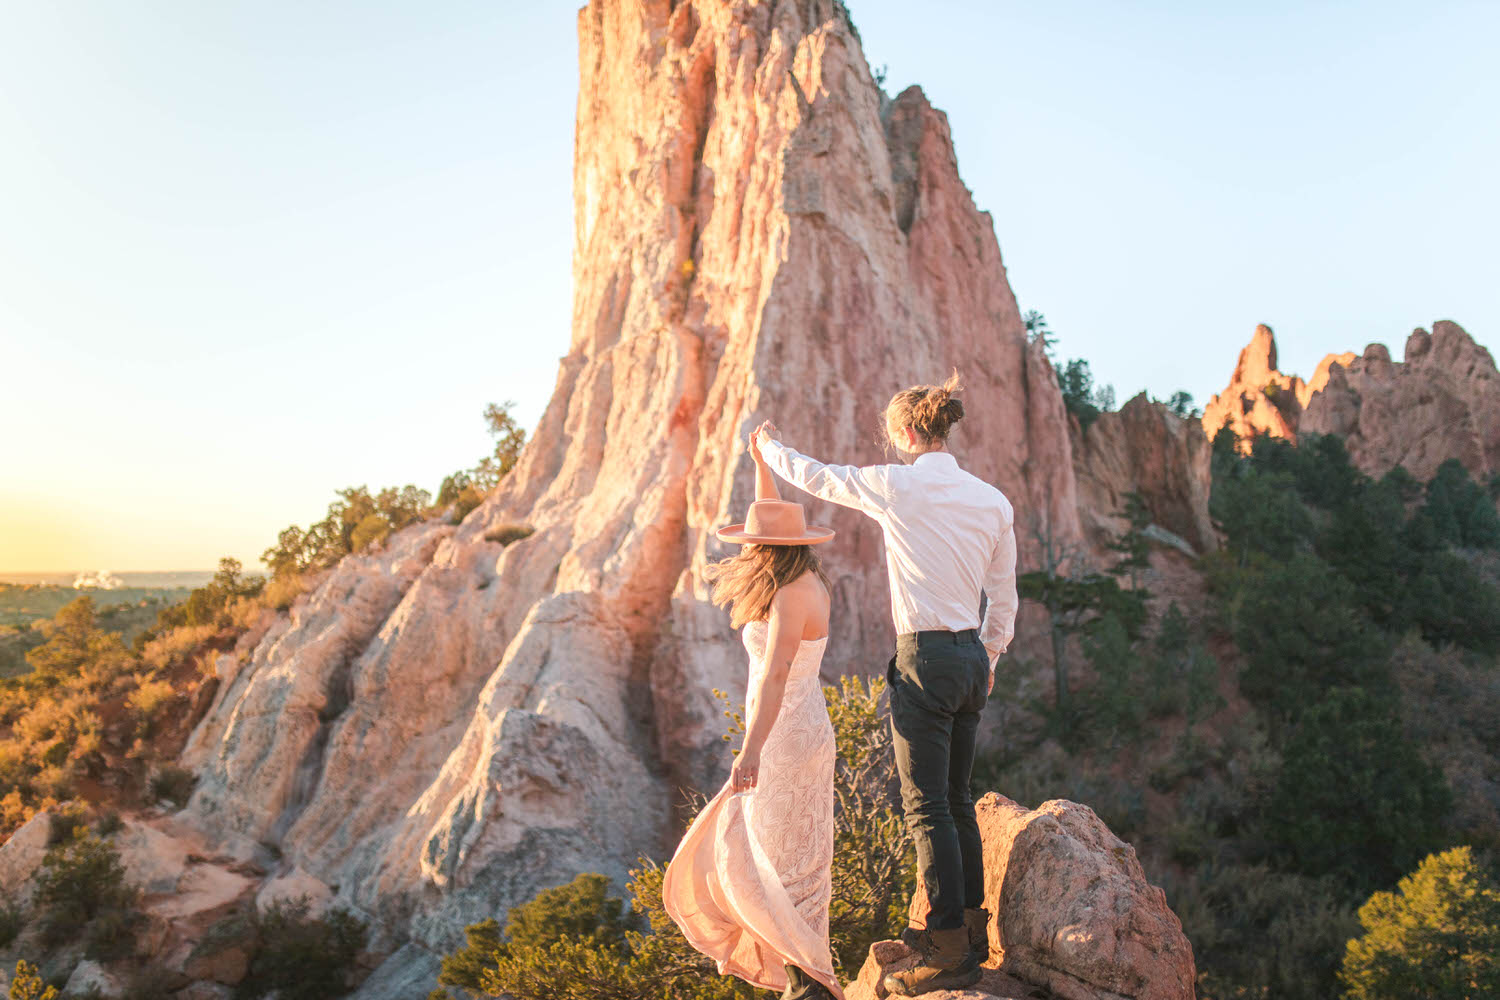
(750, 427, 781, 500)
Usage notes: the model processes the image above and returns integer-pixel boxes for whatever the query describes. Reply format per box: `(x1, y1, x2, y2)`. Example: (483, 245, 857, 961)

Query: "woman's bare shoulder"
(769, 571, 830, 631)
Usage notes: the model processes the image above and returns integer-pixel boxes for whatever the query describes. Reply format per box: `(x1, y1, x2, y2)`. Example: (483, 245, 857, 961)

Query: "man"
(753, 372, 1018, 995)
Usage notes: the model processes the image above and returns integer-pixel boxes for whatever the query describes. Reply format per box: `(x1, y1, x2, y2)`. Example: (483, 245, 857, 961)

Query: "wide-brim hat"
(716, 499, 835, 546)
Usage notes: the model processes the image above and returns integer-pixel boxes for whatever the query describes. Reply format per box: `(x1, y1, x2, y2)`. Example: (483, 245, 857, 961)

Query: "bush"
(261, 572, 310, 612)
(149, 764, 197, 807)
(0, 903, 22, 947)
(483, 522, 535, 547)
(8, 961, 59, 1000)
(1164, 863, 1359, 1000)
(238, 897, 367, 1000)
(1340, 846, 1500, 999)
(127, 677, 176, 718)
(33, 832, 140, 954)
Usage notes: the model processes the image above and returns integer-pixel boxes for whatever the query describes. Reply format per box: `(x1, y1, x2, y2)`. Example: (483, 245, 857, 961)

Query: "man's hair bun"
(886, 369, 966, 444)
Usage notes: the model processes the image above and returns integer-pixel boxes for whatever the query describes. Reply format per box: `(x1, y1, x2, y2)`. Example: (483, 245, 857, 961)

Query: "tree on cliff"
(1018, 511, 1148, 738)
(435, 399, 529, 522)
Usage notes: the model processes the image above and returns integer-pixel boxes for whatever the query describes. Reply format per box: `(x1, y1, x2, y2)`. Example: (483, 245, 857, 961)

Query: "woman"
(663, 432, 845, 1000)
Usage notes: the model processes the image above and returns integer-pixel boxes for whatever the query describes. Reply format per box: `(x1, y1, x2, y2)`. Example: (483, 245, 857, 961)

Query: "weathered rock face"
(0, 810, 262, 995)
(172, 0, 1084, 972)
(866, 793, 1195, 1000)
(1203, 320, 1497, 484)
(1072, 393, 1216, 555)
(1301, 321, 1500, 482)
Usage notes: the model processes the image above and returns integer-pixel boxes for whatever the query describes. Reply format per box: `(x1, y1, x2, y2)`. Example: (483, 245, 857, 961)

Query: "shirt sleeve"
(760, 439, 892, 516)
(980, 511, 1018, 665)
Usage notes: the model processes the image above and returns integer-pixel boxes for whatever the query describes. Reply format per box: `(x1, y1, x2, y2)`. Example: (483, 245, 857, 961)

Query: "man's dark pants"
(887, 628, 988, 932)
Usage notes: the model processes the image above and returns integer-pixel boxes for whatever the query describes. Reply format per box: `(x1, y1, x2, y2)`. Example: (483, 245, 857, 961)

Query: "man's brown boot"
(882, 925, 980, 996)
(959, 906, 991, 973)
(899, 906, 991, 975)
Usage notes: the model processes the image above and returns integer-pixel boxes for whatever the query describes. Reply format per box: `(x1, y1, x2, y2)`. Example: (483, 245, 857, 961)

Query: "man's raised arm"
(753, 422, 890, 516)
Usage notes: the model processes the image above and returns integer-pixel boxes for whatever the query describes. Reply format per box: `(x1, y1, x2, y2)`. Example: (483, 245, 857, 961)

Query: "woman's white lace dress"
(663, 619, 843, 998)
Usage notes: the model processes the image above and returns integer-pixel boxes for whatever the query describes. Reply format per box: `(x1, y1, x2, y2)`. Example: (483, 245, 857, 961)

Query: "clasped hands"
(748, 420, 780, 463)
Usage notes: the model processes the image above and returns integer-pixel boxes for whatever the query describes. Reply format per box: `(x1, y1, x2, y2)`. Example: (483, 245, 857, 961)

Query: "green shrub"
(1340, 845, 1500, 999)
(149, 764, 197, 807)
(238, 897, 367, 1000)
(0, 903, 22, 948)
(825, 675, 914, 970)
(33, 832, 140, 953)
(46, 802, 87, 845)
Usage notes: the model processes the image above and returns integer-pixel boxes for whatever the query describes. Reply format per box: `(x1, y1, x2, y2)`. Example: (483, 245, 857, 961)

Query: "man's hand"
(730, 745, 761, 793)
(752, 420, 781, 455)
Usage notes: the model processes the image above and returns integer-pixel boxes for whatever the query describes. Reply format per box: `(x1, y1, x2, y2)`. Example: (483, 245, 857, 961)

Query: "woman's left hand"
(730, 745, 761, 793)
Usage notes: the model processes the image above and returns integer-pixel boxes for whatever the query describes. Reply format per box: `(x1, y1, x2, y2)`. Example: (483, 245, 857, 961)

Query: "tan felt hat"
(716, 499, 835, 546)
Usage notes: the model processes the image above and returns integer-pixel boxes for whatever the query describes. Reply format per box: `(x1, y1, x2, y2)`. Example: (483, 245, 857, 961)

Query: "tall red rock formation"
(1202, 320, 1495, 484)
(175, 0, 1083, 970)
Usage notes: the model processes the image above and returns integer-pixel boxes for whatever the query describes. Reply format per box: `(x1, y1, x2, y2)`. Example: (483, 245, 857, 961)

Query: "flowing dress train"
(663, 620, 844, 998)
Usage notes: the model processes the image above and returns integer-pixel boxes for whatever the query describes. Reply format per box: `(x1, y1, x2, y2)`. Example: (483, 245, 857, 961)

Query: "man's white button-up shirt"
(760, 440, 1018, 667)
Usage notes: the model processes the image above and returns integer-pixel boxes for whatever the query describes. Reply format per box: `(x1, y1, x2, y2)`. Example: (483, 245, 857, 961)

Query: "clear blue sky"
(2, 1, 1495, 572)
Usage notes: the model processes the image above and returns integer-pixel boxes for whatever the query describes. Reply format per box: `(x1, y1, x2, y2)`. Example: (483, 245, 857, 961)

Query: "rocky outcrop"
(1072, 393, 1216, 554)
(1203, 320, 1497, 484)
(1301, 321, 1500, 482)
(169, 0, 1085, 975)
(853, 793, 1194, 1000)
(0, 809, 264, 995)
(1200, 324, 1309, 446)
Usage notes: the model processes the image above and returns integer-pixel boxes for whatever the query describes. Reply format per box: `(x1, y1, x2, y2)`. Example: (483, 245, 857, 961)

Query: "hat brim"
(715, 524, 836, 546)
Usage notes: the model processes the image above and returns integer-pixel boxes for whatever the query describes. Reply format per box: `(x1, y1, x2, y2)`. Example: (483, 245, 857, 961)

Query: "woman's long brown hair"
(706, 543, 830, 629)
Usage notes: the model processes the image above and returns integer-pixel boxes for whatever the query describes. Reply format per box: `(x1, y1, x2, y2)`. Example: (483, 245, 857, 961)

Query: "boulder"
(63, 960, 125, 999)
(893, 793, 1194, 1000)
(0, 810, 52, 908)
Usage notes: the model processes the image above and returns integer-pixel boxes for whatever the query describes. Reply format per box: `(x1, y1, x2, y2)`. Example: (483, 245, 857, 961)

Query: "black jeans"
(887, 629, 988, 932)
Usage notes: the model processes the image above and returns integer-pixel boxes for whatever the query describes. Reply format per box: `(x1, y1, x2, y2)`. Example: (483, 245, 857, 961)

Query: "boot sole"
(882, 966, 983, 996)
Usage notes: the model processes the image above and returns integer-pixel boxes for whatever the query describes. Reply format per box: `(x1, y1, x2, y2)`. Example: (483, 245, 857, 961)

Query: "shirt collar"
(913, 451, 958, 469)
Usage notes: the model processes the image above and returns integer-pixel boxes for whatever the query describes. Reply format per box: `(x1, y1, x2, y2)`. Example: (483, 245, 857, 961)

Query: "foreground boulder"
(851, 793, 1194, 1000)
